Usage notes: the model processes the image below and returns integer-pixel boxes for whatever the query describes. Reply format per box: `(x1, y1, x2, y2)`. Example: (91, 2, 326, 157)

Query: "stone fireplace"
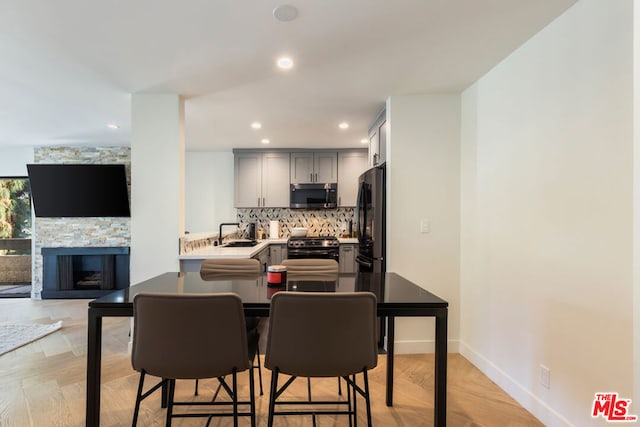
(32, 146, 131, 299)
(41, 246, 129, 298)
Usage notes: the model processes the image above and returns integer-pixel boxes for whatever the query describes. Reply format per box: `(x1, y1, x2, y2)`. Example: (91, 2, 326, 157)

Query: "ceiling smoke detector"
(273, 5, 298, 22)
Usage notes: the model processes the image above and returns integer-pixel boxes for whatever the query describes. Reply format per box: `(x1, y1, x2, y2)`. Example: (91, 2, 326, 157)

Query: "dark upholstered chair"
(131, 293, 256, 427)
(199, 258, 264, 395)
(265, 292, 378, 426)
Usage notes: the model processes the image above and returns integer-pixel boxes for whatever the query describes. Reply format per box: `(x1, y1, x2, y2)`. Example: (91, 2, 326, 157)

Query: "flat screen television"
(27, 164, 130, 217)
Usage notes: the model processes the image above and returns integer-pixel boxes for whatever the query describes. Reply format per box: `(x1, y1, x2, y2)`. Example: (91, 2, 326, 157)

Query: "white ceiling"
(0, 0, 575, 151)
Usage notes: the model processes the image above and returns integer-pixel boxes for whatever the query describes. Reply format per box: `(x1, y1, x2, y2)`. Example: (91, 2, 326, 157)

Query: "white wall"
(386, 94, 461, 353)
(130, 94, 185, 284)
(460, 1, 633, 425)
(185, 151, 235, 233)
(0, 146, 33, 176)
(635, 0, 640, 410)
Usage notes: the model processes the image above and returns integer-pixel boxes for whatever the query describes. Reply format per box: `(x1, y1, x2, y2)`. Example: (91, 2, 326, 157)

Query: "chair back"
(281, 258, 339, 276)
(265, 292, 378, 377)
(200, 258, 261, 280)
(132, 293, 250, 379)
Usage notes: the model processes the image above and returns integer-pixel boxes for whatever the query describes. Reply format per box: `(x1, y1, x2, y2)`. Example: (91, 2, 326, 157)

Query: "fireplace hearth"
(41, 247, 129, 299)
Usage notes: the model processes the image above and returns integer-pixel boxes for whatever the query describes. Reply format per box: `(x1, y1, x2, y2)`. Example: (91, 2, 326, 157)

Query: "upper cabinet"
(262, 152, 290, 207)
(234, 152, 262, 208)
(235, 149, 364, 208)
(290, 152, 337, 184)
(368, 109, 387, 167)
(234, 151, 290, 208)
(337, 150, 368, 207)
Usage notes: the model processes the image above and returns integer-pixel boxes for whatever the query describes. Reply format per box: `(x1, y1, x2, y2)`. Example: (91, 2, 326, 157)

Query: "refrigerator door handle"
(355, 255, 373, 268)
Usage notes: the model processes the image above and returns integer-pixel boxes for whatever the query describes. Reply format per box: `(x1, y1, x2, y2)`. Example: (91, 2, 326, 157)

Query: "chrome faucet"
(218, 222, 240, 246)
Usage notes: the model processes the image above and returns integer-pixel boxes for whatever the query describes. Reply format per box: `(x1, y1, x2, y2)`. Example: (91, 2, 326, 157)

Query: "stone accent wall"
(32, 146, 131, 298)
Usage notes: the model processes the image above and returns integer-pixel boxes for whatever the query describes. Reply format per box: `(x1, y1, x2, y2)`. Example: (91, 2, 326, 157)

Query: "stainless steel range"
(286, 236, 340, 262)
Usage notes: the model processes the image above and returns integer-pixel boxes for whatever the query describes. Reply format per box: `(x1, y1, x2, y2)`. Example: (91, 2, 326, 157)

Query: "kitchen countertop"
(179, 237, 358, 260)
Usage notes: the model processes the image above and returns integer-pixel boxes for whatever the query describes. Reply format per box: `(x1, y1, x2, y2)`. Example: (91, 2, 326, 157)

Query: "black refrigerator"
(355, 164, 385, 273)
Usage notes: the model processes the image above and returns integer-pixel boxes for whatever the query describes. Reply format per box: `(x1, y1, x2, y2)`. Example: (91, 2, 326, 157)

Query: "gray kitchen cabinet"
(290, 151, 337, 183)
(339, 244, 357, 273)
(269, 244, 287, 265)
(368, 109, 387, 167)
(252, 246, 270, 272)
(261, 152, 290, 207)
(337, 150, 368, 207)
(234, 151, 289, 208)
(234, 152, 262, 208)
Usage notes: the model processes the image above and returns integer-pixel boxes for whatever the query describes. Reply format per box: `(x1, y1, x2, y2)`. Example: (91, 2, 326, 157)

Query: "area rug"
(0, 321, 63, 356)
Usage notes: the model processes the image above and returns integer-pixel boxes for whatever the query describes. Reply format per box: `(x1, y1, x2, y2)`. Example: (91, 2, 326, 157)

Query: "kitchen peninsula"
(179, 237, 358, 272)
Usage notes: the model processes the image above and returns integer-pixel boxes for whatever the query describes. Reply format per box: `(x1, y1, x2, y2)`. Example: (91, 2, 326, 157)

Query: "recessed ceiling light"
(339, 122, 349, 130)
(360, 138, 368, 144)
(261, 138, 270, 144)
(251, 122, 262, 129)
(277, 57, 294, 70)
(273, 5, 298, 22)
(106, 123, 119, 129)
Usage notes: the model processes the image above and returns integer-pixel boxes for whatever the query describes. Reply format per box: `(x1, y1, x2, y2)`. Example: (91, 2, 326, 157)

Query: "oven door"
(287, 249, 339, 262)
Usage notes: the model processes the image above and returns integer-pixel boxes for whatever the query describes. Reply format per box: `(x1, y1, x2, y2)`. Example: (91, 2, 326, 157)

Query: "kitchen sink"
(223, 240, 258, 247)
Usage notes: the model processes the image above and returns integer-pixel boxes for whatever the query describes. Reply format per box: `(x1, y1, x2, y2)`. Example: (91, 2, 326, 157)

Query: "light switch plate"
(420, 219, 430, 233)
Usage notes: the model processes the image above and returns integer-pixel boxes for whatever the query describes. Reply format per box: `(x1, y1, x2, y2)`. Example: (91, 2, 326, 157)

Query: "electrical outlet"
(539, 364, 550, 389)
(420, 219, 430, 233)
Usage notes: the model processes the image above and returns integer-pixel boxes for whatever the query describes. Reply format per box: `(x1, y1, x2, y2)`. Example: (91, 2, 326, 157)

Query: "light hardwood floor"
(0, 298, 543, 426)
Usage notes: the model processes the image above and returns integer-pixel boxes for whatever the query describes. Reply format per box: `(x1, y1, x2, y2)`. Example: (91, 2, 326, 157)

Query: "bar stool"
(131, 293, 256, 427)
(265, 291, 378, 426)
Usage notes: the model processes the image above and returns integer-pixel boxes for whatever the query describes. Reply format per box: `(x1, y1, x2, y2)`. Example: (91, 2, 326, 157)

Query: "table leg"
(434, 309, 448, 427)
(385, 316, 395, 406)
(86, 308, 102, 427)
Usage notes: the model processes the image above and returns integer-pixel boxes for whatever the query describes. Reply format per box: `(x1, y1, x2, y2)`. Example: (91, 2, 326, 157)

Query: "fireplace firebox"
(42, 247, 129, 299)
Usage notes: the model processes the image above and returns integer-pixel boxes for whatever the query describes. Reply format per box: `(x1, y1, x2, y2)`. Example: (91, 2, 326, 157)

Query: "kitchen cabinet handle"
(338, 196, 341, 206)
(315, 173, 318, 182)
(310, 173, 313, 182)
(262, 197, 265, 206)
(257, 197, 260, 207)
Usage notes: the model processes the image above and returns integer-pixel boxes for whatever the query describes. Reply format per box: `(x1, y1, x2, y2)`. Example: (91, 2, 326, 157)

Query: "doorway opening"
(0, 177, 31, 297)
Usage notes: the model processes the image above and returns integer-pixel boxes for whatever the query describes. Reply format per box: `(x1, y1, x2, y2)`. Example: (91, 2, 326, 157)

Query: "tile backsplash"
(179, 208, 355, 254)
(237, 208, 355, 238)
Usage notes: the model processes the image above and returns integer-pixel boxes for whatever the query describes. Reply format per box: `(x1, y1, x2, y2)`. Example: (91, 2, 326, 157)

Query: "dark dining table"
(85, 271, 448, 426)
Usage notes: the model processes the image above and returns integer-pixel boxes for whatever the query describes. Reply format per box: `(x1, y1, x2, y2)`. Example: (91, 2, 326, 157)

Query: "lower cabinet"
(252, 247, 270, 272)
(339, 244, 357, 273)
(269, 244, 287, 265)
(180, 259, 202, 273)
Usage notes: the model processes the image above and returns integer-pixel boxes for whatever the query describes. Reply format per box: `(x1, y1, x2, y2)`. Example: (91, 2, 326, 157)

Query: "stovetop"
(287, 235, 340, 248)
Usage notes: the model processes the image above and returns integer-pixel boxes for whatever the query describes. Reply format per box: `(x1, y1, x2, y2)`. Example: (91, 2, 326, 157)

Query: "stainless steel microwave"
(290, 183, 338, 209)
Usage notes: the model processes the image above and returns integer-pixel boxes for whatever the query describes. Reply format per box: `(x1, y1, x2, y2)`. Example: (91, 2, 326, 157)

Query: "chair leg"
(249, 363, 256, 427)
(352, 374, 358, 427)
(165, 379, 175, 427)
(255, 351, 264, 395)
(345, 376, 353, 427)
(132, 371, 146, 427)
(232, 370, 238, 427)
(363, 369, 373, 427)
(267, 369, 279, 427)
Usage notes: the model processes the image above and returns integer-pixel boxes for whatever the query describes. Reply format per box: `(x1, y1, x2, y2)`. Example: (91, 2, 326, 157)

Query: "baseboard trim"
(459, 341, 574, 427)
(393, 339, 459, 354)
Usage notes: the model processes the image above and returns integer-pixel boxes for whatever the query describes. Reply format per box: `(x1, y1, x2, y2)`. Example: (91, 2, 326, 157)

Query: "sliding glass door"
(0, 177, 32, 296)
